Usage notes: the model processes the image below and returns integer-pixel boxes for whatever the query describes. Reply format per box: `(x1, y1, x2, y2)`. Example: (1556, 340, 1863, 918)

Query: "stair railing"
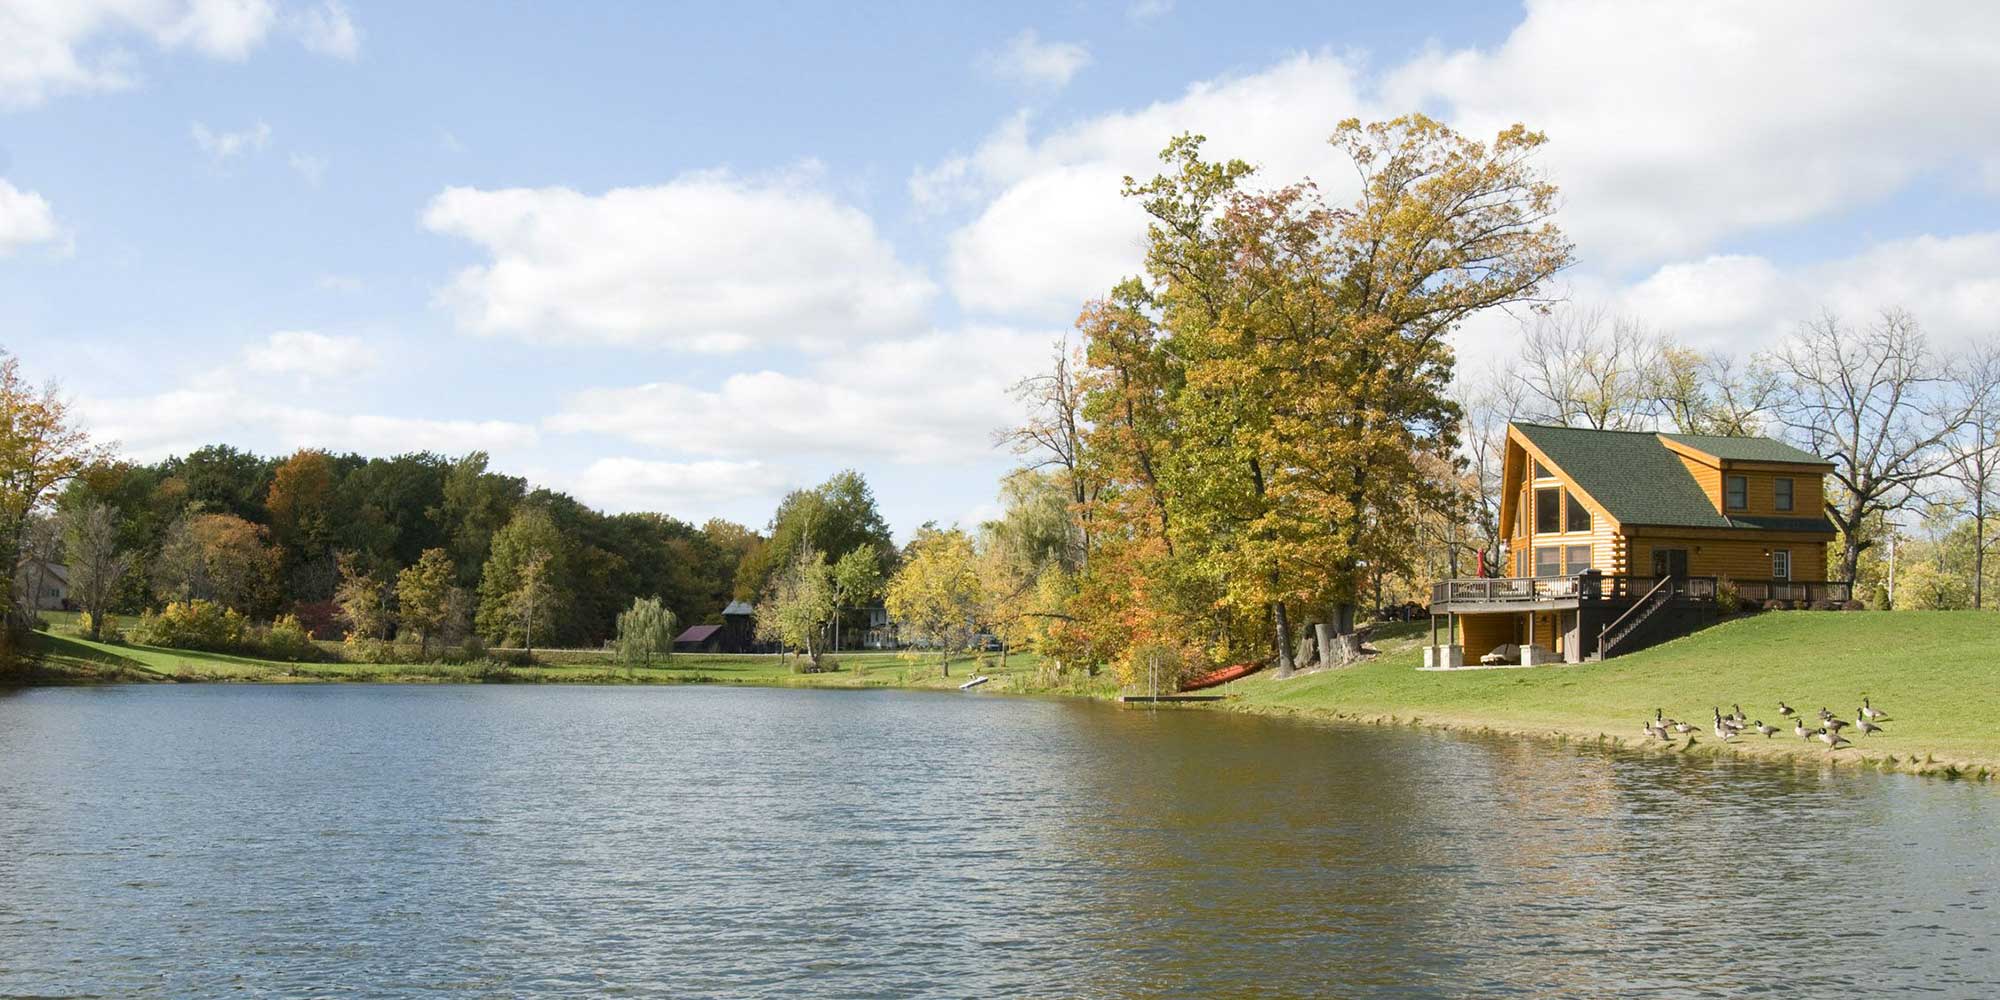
(1597, 575, 1674, 660)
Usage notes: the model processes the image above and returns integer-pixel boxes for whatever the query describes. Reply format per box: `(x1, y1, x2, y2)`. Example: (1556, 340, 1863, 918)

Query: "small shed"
(673, 624, 726, 654)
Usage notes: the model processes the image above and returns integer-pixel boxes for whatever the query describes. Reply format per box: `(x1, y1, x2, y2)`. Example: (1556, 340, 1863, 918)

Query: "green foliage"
(1714, 576, 1742, 615)
(265, 613, 316, 661)
(885, 527, 982, 664)
(613, 596, 678, 665)
(396, 548, 461, 656)
(755, 546, 837, 662)
(134, 600, 249, 652)
(737, 470, 893, 599)
(476, 506, 571, 646)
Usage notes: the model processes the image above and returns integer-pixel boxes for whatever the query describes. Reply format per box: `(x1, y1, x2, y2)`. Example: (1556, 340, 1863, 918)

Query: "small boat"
(1179, 661, 1265, 692)
(958, 676, 990, 690)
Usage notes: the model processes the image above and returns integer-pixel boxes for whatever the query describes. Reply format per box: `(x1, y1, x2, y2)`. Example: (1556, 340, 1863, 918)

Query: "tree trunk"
(1271, 599, 1296, 679)
(1329, 601, 1363, 663)
(1974, 489, 1986, 611)
(941, 647, 950, 677)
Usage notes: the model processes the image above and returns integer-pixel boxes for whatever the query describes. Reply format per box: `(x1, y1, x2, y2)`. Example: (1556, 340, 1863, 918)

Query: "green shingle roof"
(1512, 423, 1834, 532)
(1657, 432, 1829, 465)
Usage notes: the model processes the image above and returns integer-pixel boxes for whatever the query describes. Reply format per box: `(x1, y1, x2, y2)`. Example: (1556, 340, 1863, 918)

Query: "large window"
(1535, 546, 1561, 577)
(1566, 493, 1591, 533)
(1724, 475, 1748, 511)
(1772, 549, 1791, 580)
(1532, 459, 1552, 479)
(1774, 477, 1794, 512)
(1565, 544, 1592, 574)
(1535, 487, 1561, 534)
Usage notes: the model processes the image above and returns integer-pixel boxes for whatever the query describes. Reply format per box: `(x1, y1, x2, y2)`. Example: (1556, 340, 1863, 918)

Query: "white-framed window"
(1771, 549, 1791, 581)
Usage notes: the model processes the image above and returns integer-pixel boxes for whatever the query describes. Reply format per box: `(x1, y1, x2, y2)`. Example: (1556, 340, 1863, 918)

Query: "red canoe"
(1179, 661, 1266, 692)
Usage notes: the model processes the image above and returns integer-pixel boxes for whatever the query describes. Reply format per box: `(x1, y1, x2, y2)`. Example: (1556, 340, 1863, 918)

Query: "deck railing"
(1431, 574, 1849, 608)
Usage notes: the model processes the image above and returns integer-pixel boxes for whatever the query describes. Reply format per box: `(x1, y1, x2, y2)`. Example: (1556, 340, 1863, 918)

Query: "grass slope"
(1219, 611, 2000, 778)
(20, 629, 1107, 697)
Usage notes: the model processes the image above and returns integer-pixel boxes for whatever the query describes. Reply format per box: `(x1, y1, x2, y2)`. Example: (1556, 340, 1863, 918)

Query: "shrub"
(1841, 599, 1866, 611)
(75, 612, 123, 643)
(1713, 576, 1741, 615)
(290, 600, 345, 640)
(265, 614, 316, 661)
(135, 600, 248, 652)
(1809, 599, 1837, 611)
(1761, 599, 1788, 612)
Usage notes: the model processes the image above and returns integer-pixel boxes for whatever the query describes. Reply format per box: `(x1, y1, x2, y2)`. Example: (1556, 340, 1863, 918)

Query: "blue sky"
(5, 1, 1999, 538)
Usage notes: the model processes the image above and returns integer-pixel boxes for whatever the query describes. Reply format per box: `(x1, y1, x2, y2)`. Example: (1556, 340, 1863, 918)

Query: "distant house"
(862, 605, 900, 649)
(1429, 422, 1845, 665)
(672, 624, 726, 654)
(14, 558, 71, 612)
(673, 601, 763, 654)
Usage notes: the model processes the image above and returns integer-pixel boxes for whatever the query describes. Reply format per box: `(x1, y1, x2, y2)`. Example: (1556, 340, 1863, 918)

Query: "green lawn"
(20, 627, 1107, 696)
(1217, 611, 2000, 778)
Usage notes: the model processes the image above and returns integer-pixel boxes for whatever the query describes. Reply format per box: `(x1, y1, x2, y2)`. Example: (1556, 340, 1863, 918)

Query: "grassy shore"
(17, 620, 1108, 697)
(1214, 611, 2000, 780)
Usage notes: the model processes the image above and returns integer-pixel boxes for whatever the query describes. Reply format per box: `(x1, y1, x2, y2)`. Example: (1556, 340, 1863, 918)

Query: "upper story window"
(1774, 477, 1794, 512)
(1724, 474, 1748, 511)
(1535, 487, 1561, 534)
(1566, 493, 1591, 533)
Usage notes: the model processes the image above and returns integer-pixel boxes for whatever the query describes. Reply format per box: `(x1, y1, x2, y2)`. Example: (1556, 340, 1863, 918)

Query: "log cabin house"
(1426, 422, 1851, 666)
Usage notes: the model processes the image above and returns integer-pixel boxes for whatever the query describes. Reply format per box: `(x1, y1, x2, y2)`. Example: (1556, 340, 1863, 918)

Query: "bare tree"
(1943, 345, 2000, 608)
(996, 337, 1098, 565)
(1768, 309, 1977, 585)
(1514, 305, 1662, 430)
(61, 503, 133, 641)
(1458, 369, 1517, 576)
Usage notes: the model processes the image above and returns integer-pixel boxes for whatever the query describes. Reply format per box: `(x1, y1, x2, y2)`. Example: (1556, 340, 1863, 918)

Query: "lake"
(0, 685, 1994, 997)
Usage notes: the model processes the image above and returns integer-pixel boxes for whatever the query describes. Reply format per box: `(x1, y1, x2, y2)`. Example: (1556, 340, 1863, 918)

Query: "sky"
(4, 1, 2000, 539)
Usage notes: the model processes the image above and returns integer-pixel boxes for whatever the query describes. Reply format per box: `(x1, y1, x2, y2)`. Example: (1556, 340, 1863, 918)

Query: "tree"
(884, 527, 982, 675)
(1942, 346, 2000, 608)
(504, 553, 556, 654)
(475, 505, 571, 646)
(396, 548, 458, 658)
(0, 350, 108, 632)
(830, 544, 883, 653)
(437, 451, 525, 588)
(613, 596, 678, 666)
(333, 554, 391, 640)
(1513, 306, 1661, 430)
(1769, 310, 1979, 585)
(61, 503, 133, 640)
(754, 546, 836, 667)
(997, 338, 1097, 564)
(738, 470, 893, 599)
(17, 514, 62, 614)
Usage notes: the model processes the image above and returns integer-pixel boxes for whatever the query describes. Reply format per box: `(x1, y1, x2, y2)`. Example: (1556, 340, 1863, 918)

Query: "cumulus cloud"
(242, 330, 378, 375)
(572, 458, 795, 516)
(0, 178, 62, 254)
(929, 2, 2000, 321)
(291, 0, 359, 58)
(192, 120, 271, 161)
(422, 169, 937, 351)
(0, 0, 281, 109)
(548, 326, 1057, 464)
(983, 30, 1091, 90)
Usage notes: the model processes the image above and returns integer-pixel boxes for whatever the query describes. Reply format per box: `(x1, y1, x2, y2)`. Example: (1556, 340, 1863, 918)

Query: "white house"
(14, 558, 70, 612)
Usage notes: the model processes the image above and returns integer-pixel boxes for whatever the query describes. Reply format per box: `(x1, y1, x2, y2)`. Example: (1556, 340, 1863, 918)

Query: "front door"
(1651, 547, 1689, 581)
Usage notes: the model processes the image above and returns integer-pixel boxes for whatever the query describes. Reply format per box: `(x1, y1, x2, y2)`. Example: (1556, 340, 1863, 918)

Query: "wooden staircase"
(1593, 576, 1677, 661)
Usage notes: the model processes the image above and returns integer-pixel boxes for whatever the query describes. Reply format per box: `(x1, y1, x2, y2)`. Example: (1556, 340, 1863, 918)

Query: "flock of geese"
(1643, 697, 1893, 752)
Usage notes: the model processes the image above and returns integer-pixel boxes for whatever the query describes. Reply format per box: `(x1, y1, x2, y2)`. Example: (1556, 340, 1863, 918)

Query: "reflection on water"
(0, 685, 1992, 997)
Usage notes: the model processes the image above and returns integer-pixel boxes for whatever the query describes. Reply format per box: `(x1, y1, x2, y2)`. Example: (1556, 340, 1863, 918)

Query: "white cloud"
(930, 3, 2000, 321)
(1128, 0, 1173, 22)
(548, 326, 1057, 464)
(288, 150, 326, 186)
(291, 0, 358, 58)
(0, 0, 279, 109)
(983, 30, 1091, 90)
(78, 388, 537, 462)
(928, 53, 1377, 319)
(572, 458, 795, 516)
(242, 330, 378, 375)
(192, 120, 271, 161)
(0, 178, 62, 254)
(422, 169, 936, 351)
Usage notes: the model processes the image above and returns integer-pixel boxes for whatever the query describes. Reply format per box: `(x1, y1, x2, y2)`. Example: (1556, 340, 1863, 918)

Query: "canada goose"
(1853, 714, 1885, 737)
(1862, 697, 1890, 721)
(1818, 728, 1853, 750)
(1713, 708, 1735, 741)
(1778, 701, 1795, 717)
(1823, 716, 1848, 733)
(1751, 720, 1778, 738)
(1672, 719, 1695, 735)
(1730, 704, 1747, 725)
(1793, 718, 1812, 740)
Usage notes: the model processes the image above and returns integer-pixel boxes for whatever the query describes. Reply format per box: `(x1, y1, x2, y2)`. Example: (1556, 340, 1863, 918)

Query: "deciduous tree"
(61, 503, 132, 640)
(396, 548, 458, 658)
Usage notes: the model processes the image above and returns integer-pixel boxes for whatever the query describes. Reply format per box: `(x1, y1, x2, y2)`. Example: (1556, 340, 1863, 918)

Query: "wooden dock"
(1117, 694, 1226, 703)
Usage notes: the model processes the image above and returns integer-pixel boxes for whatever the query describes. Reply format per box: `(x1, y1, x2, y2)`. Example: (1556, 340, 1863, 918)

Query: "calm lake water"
(0, 685, 1994, 997)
